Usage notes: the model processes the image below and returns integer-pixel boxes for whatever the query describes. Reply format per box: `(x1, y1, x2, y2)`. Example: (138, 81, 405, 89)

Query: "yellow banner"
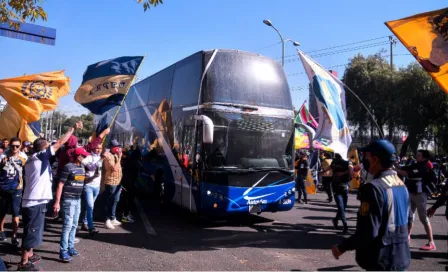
(0, 105, 22, 140)
(18, 120, 39, 143)
(386, 8, 448, 93)
(0, 71, 70, 122)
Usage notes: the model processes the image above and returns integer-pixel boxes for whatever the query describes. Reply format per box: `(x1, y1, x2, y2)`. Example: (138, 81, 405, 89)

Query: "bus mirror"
(194, 115, 214, 144)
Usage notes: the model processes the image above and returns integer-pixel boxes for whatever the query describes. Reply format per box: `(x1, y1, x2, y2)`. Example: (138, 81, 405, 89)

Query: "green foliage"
(0, 0, 47, 29)
(136, 0, 164, 11)
(343, 52, 448, 155)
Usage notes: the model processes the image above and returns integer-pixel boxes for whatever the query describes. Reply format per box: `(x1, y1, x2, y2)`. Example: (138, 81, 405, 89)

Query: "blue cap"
(110, 139, 121, 147)
(360, 140, 396, 163)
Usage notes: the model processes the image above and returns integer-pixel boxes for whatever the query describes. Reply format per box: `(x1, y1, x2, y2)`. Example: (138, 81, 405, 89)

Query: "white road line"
(134, 197, 157, 236)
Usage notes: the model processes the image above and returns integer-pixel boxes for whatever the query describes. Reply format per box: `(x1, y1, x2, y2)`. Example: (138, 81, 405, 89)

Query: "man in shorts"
(18, 121, 82, 271)
(0, 137, 27, 246)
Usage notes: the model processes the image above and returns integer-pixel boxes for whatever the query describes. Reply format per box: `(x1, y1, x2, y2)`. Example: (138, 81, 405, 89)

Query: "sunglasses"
(11, 145, 20, 149)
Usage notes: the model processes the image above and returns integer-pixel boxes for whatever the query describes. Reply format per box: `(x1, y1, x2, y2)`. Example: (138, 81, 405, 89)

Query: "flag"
(0, 105, 22, 140)
(298, 50, 352, 159)
(295, 102, 318, 128)
(0, 71, 70, 122)
(385, 8, 448, 93)
(75, 56, 144, 115)
(19, 120, 41, 143)
(0, 105, 42, 142)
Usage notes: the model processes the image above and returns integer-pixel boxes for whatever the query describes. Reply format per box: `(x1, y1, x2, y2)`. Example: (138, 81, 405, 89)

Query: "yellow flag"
(385, 8, 448, 93)
(0, 71, 70, 122)
(305, 171, 316, 195)
(19, 120, 39, 143)
(0, 105, 22, 140)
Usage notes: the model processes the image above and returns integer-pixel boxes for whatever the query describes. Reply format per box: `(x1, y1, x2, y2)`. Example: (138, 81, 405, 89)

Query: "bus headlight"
(292, 188, 295, 192)
(207, 190, 212, 196)
(288, 189, 292, 195)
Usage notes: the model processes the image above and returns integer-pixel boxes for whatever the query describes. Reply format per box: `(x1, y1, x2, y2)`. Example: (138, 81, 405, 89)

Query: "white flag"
(298, 50, 352, 159)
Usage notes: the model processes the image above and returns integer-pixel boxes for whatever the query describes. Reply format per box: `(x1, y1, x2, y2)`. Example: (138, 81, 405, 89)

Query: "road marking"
(134, 197, 157, 236)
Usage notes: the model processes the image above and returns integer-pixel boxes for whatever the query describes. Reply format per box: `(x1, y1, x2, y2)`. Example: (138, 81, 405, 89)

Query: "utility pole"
(389, 36, 397, 70)
(44, 112, 49, 139)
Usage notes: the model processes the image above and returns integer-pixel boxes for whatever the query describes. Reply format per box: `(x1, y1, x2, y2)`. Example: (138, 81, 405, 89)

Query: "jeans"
(296, 176, 307, 201)
(82, 185, 100, 229)
(334, 188, 348, 227)
(105, 185, 121, 221)
(60, 198, 81, 253)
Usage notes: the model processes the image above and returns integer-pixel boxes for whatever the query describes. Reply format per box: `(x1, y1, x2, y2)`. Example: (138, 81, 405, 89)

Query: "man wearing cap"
(102, 139, 123, 230)
(332, 140, 410, 271)
(53, 147, 90, 263)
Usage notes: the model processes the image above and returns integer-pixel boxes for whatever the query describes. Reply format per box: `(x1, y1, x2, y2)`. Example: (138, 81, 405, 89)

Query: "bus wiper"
(251, 167, 294, 175)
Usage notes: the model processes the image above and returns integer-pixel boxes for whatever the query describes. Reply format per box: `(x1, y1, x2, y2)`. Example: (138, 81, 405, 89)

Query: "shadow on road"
(317, 265, 356, 271)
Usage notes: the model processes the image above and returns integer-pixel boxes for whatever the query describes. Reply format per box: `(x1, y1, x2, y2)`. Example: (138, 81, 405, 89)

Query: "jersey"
(339, 170, 410, 271)
(0, 155, 26, 192)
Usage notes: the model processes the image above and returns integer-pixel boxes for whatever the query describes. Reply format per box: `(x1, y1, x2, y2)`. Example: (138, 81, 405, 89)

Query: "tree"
(343, 52, 400, 140)
(1, 0, 163, 29)
(397, 62, 448, 156)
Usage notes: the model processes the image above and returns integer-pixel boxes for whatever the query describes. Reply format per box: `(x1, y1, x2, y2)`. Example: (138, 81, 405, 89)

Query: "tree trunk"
(388, 120, 394, 143)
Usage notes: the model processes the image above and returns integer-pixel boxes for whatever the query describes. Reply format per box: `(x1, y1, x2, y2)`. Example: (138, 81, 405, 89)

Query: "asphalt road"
(0, 192, 446, 271)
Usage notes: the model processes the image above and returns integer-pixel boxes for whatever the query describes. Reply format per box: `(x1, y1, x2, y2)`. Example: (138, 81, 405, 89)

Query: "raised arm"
(52, 121, 83, 153)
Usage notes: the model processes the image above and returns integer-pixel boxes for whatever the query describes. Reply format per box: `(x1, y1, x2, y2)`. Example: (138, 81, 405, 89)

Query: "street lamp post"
(263, 19, 300, 67)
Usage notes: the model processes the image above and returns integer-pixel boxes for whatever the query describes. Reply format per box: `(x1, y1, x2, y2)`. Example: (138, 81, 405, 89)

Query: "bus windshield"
(204, 51, 293, 110)
(203, 112, 294, 170)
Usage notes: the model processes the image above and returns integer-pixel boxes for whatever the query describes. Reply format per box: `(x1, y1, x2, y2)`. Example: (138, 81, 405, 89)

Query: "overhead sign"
(0, 20, 56, 45)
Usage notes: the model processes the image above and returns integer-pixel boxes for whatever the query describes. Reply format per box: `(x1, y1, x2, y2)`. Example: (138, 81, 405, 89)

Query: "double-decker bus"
(105, 49, 296, 215)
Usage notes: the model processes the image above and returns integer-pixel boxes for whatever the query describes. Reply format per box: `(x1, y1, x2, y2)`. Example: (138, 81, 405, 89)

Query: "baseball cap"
(110, 139, 121, 147)
(360, 140, 396, 163)
(75, 147, 90, 157)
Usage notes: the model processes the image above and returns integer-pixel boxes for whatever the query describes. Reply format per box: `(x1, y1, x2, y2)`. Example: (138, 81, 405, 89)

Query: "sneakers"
(74, 238, 80, 244)
(420, 242, 436, 251)
(12, 237, 19, 246)
(0, 231, 6, 242)
(68, 248, 80, 257)
(17, 261, 41, 271)
(111, 219, 122, 226)
(29, 254, 42, 265)
(122, 215, 135, 223)
(89, 228, 99, 237)
(105, 220, 115, 230)
(81, 223, 89, 232)
(59, 251, 72, 263)
(342, 227, 349, 234)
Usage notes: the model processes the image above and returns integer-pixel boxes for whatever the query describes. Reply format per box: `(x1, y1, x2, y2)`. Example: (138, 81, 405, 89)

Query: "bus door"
(180, 124, 197, 212)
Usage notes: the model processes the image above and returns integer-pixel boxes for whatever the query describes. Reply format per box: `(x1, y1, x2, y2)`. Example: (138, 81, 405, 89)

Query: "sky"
(0, 0, 446, 116)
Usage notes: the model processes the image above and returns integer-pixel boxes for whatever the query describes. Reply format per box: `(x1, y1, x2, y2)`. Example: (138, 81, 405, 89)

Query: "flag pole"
(101, 56, 146, 145)
(296, 49, 384, 139)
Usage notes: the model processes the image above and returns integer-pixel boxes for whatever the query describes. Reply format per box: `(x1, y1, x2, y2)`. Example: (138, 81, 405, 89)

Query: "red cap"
(75, 147, 90, 157)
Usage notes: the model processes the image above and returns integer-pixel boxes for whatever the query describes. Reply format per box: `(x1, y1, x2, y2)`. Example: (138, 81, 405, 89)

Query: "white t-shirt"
(82, 153, 102, 188)
(22, 146, 55, 208)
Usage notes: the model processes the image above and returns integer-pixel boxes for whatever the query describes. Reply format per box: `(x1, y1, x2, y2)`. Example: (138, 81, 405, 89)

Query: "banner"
(386, 8, 448, 93)
(295, 128, 334, 152)
(0, 71, 70, 122)
(0, 105, 41, 142)
(298, 50, 352, 159)
(75, 56, 144, 115)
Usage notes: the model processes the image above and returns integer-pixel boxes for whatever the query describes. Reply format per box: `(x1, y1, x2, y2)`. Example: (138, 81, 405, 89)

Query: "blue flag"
(75, 56, 144, 115)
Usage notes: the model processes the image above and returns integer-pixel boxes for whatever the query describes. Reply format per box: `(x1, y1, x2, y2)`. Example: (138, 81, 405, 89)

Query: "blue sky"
(0, 0, 445, 115)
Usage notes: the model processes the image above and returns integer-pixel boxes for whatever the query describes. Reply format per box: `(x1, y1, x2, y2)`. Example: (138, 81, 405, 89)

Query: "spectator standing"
(0, 137, 26, 246)
(53, 147, 90, 262)
(80, 128, 110, 235)
(295, 151, 309, 204)
(320, 153, 334, 203)
(18, 121, 82, 271)
(102, 140, 123, 230)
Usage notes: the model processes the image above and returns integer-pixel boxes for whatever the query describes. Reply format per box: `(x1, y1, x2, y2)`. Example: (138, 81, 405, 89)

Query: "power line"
(284, 41, 392, 63)
(257, 41, 282, 51)
(278, 36, 390, 60)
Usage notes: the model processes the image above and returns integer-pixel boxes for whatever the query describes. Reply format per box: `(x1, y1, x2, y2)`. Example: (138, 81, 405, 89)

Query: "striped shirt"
(59, 163, 85, 199)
